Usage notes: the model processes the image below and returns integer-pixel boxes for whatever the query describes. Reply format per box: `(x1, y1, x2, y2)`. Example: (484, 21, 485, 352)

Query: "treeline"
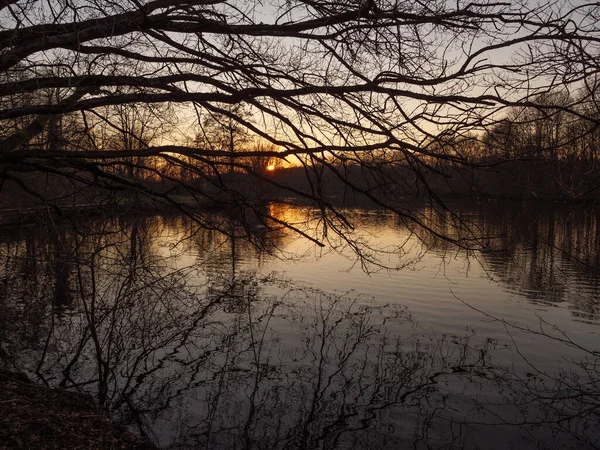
(419, 88, 600, 200)
(482, 90, 599, 163)
(1, 73, 600, 209)
(0, 77, 282, 209)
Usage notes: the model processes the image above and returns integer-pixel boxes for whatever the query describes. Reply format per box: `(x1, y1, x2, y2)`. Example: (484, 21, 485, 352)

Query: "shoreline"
(0, 370, 156, 450)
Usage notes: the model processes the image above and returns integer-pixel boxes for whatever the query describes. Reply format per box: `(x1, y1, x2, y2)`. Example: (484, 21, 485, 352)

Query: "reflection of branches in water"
(0, 219, 493, 449)
(430, 292, 600, 448)
(482, 353, 600, 450)
(1, 210, 600, 448)
(154, 287, 487, 450)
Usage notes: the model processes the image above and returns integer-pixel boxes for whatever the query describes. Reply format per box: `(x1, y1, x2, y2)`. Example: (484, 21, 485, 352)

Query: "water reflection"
(0, 202, 599, 449)
(411, 201, 600, 319)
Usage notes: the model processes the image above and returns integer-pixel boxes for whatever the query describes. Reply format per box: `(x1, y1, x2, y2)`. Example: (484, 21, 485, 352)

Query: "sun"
(266, 164, 275, 171)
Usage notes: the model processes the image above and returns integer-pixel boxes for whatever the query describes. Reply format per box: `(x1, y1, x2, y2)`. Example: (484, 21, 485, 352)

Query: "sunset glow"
(267, 164, 275, 171)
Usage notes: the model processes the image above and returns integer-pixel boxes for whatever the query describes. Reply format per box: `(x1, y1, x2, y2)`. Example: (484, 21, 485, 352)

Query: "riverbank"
(0, 370, 155, 449)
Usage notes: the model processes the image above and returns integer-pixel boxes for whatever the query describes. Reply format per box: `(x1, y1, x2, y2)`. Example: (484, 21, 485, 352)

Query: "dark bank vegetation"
(0, 369, 156, 449)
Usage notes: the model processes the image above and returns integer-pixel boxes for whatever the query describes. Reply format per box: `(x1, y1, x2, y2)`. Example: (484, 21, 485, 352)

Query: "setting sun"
(266, 164, 275, 171)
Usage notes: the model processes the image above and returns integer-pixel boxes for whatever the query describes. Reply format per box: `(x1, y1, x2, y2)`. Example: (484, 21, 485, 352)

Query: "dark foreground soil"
(0, 370, 156, 449)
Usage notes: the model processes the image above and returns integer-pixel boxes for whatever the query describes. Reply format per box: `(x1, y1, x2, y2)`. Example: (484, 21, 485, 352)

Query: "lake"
(0, 200, 599, 449)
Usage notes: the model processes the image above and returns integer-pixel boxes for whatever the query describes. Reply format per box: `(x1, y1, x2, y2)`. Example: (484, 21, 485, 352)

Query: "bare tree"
(0, 0, 599, 248)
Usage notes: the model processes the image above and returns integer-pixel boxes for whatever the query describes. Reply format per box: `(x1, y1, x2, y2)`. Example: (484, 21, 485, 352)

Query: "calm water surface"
(0, 201, 599, 449)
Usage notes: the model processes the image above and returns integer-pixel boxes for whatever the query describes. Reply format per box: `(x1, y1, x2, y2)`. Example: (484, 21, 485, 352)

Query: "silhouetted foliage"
(0, 0, 599, 247)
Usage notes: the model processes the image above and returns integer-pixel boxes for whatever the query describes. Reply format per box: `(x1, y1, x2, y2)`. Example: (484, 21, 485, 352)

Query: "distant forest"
(2, 87, 598, 209)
